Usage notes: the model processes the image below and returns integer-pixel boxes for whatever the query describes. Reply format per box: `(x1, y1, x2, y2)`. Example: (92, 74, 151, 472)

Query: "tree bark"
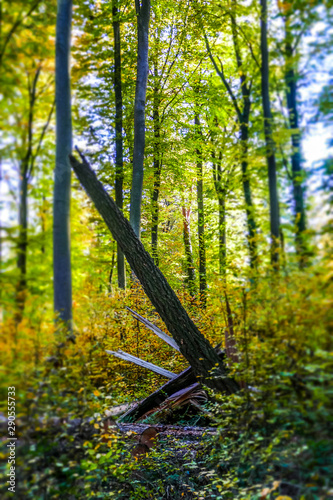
(112, 0, 125, 288)
(70, 152, 239, 395)
(53, 0, 73, 329)
(260, 0, 280, 266)
(195, 114, 207, 306)
(182, 205, 196, 297)
(129, 0, 151, 238)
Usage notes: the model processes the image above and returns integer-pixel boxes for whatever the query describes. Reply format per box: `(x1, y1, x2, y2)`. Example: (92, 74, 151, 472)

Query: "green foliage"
(1, 0, 333, 498)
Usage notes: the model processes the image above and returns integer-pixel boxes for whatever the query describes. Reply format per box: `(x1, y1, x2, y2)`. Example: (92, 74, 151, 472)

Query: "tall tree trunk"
(112, 0, 125, 288)
(212, 151, 226, 276)
(70, 152, 239, 395)
(53, 0, 73, 330)
(151, 56, 161, 265)
(204, 17, 258, 270)
(129, 0, 150, 238)
(239, 123, 258, 268)
(195, 114, 207, 306)
(284, 25, 306, 263)
(16, 165, 28, 318)
(182, 205, 196, 297)
(15, 66, 40, 321)
(230, 12, 258, 269)
(260, 0, 280, 265)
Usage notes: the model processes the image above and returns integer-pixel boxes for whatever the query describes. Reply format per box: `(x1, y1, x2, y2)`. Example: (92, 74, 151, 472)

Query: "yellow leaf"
(78, 387, 84, 393)
(93, 390, 100, 397)
(94, 423, 100, 429)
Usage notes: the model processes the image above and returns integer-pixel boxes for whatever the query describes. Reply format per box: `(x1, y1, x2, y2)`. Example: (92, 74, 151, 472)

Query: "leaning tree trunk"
(112, 0, 125, 288)
(260, 0, 280, 266)
(129, 0, 150, 238)
(53, 0, 73, 329)
(70, 152, 239, 395)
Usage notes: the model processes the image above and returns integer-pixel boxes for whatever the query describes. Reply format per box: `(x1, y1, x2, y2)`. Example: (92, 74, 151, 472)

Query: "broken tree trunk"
(120, 366, 196, 422)
(106, 349, 176, 379)
(119, 347, 225, 422)
(69, 152, 238, 395)
(126, 306, 180, 351)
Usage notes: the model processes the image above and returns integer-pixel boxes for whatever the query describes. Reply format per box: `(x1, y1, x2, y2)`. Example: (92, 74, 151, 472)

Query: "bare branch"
(29, 98, 55, 179)
(160, 57, 204, 122)
(203, 31, 242, 121)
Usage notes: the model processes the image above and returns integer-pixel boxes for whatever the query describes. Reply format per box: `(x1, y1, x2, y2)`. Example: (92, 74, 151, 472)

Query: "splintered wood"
(106, 309, 227, 424)
(105, 349, 177, 379)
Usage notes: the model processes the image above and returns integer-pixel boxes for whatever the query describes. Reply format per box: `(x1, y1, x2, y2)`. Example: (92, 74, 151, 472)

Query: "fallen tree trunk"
(119, 347, 226, 422)
(70, 151, 239, 395)
(120, 367, 196, 422)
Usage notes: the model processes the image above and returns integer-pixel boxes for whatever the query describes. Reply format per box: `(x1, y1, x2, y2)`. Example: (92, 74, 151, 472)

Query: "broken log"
(120, 367, 196, 422)
(138, 382, 207, 421)
(106, 349, 176, 379)
(70, 151, 239, 394)
(126, 306, 180, 351)
(119, 348, 226, 423)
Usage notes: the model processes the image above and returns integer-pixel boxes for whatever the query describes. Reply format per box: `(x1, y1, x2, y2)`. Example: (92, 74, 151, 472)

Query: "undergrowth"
(0, 264, 332, 499)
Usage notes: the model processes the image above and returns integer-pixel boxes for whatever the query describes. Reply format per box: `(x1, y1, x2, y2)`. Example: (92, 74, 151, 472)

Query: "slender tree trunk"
(15, 67, 40, 321)
(151, 61, 161, 265)
(212, 151, 226, 276)
(260, 0, 280, 265)
(195, 114, 207, 306)
(205, 15, 258, 270)
(285, 33, 306, 263)
(182, 205, 196, 297)
(70, 153, 239, 394)
(16, 165, 28, 318)
(112, 0, 125, 288)
(41, 195, 46, 254)
(230, 13, 258, 269)
(240, 123, 258, 269)
(130, 0, 150, 238)
(53, 0, 73, 329)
